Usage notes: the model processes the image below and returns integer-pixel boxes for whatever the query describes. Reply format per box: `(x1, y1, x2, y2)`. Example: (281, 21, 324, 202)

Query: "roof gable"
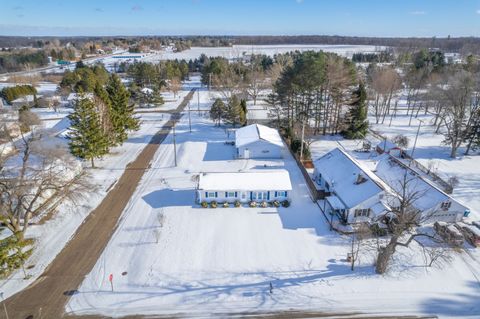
(235, 124, 283, 148)
(314, 148, 386, 208)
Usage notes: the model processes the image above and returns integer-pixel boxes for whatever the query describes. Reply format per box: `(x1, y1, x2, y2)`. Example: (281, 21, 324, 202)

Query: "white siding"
(237, 140, 282, 159)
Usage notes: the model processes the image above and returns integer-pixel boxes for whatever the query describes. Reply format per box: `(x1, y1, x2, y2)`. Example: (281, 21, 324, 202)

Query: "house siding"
(237, 140, 282, 159)
(197, 189, 290, 204)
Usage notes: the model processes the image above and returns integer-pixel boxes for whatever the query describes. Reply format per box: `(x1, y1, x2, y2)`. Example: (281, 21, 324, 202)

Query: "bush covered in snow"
(234, 200, 241, 207)
(222, 202, 230, 208)
(271, 200, 280, 207)
(281, 200, 290, 208)
(210, 201, 218, 208)
(201, 201, 208, 208)
(249, 201, 257, 208)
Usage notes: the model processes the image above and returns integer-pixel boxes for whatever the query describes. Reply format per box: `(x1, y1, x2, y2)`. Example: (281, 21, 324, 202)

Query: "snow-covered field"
(67, 89, 480, 318)
(143, 44, 383, 62)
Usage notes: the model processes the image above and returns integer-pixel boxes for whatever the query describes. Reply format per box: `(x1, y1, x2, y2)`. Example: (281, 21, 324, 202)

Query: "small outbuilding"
(197, 169, 292, 204)
(235, 124, 283, 159)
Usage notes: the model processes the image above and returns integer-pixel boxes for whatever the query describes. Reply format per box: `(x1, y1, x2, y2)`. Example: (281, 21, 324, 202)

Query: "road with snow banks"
(1, 89, 194, 319)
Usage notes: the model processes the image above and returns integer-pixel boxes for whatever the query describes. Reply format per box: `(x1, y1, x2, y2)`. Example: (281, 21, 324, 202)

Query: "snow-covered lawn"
(67, 95, 480, 318)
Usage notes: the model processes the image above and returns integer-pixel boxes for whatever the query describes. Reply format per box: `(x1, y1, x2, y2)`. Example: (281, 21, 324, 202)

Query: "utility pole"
(188, 101, 192, 133)
(410, 118, 424, 162)
(0, 293, 9, 319)
(197, 88, 200, 112)
(173, 121, 177, 167)
(299, 120, 306, 162)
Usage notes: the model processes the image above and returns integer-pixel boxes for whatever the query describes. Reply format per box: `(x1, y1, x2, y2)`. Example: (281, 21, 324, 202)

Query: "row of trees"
(0, 49, 49, 73)
(0, 84, 37, 103)
(68, 73, 139, 167)
(210, 96, 247, 127)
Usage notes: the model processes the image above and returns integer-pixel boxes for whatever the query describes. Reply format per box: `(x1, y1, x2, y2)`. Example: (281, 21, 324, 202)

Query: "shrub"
(234, 200, 241, 207)
(249, 201, 257, 208)
(210, 201, 217, 208)
(272, 200, 280, 208)
(201, 201, 208, 208)
(281, 200, 290, 208)
(222, 202, 230, 208)
(260, 201, 268, 208)
(370, 223, 387, 236)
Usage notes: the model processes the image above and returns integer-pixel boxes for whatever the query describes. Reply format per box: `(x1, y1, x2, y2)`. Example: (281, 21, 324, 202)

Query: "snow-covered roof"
(314, 148, 390, 208)
(11, 95, 42, 103)
(67, 93, 94, 101)
(373, 155, 469, 212)
(235, 124, 283, 148)
(326, 195, 346, 210)
(141, 88, 154, 94)
(198, 169, 292, 191)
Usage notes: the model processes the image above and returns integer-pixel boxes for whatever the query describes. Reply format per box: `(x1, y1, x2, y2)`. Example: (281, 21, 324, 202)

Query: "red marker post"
(108, 273, 114, 292)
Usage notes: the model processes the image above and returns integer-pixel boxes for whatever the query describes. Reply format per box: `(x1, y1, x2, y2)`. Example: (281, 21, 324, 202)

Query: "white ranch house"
(373, 154, 470, 223)
(197, 170, 292, 204)
(313, 148, 392, 224)
(235, 124, 283, 159)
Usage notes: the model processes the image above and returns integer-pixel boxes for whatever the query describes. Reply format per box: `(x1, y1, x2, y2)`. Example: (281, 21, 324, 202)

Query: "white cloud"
(477, 9, 480, 14)
(410, 11, 426, 15)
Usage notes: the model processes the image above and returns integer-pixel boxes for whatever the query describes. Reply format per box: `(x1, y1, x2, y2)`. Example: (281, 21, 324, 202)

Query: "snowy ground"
(142, 44, 383, 62)
(67, 89, 480, 318)
(0, 81, 190, 298)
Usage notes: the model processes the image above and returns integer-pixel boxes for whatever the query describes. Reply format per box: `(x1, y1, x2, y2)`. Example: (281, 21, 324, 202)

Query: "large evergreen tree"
(224, 95, 243, 127)
(68, 95, 109, 168)
(343, 83, 369, 139)
(106, 74, 139, 146)
(210, 98, 225, 126)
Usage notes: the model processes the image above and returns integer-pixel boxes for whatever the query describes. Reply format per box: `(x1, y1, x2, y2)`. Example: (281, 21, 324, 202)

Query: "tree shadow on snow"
(142, 189, 195, 208)
(77, 262, 374, 311)
(420, 281, 480, 317)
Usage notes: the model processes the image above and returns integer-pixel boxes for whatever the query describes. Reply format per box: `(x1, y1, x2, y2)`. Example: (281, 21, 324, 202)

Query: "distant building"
(197, 170, 292, 204)
(66, 93, 94, 107)
(235, 124, 283, 159)
(11, 95, 42, 108)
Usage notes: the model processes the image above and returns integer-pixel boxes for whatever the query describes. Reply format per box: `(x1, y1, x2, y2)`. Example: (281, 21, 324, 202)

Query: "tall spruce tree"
(106, 74, 139, 146)
(224, 95, 243, 127)
(68, 95, 109, 168)
(343, 82, 369, 139)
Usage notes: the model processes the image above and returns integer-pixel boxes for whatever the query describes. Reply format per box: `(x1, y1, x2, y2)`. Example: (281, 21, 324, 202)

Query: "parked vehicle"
(434, 221, 465, 246)
(455, 223, 480, 247)
(472, 221, 480, 230)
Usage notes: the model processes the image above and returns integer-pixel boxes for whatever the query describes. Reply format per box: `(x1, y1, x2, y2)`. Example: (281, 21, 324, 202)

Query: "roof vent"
(355, 173, 367, 185)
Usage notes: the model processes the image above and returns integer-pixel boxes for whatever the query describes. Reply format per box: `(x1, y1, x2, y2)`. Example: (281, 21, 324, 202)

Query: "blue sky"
(0, 0, 479, 37)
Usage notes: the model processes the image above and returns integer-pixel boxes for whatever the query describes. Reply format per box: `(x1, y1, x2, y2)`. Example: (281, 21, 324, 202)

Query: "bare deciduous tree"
(0, 120, 92, 241)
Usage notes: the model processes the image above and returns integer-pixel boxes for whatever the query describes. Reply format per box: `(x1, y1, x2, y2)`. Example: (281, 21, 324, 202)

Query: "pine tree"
(240, 99, 248, 126)
(224, 95, 242, 127)
(68, 95, 109, 168)
(106, 74, 139, 146)
(343, 83, 369, 139)
(210, 98, 225, 126)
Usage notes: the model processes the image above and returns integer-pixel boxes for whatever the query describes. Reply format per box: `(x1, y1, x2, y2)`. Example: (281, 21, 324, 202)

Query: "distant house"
(373, 155, 470, 223)
(11, 95, 42, 108)
(66, 93, 94, 107)
(235, 124, 283, 159)
(312, 148, 391, 224)
(197, 170, 292, 204)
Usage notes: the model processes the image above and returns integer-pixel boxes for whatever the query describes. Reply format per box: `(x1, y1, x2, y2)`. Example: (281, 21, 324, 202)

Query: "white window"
(252, 191, 268, 200)
(276, 191, 287, 197)
(441, 201, 452, 210)
(207, 192, 216, 198)
(354, 209, 370, 217)
(226, 192, 236, 198)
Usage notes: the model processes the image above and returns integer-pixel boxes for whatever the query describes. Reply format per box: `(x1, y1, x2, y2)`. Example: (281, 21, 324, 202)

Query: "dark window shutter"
(274, 191, 277, 197)
(267, 192, 270, 200)
(215, 192, 218, 198)
(235, 191, 238, 197)
(225, 192, 228, 197)
(205, 192, 208, 198)
(250, 192, 253, 200)
(285, 191, 287, 198)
